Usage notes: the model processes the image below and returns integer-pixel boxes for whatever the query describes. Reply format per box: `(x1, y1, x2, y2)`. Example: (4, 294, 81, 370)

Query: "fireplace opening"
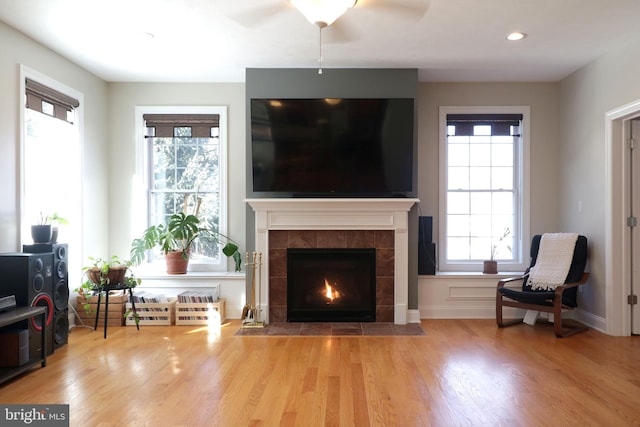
(287, 248, 376, 322)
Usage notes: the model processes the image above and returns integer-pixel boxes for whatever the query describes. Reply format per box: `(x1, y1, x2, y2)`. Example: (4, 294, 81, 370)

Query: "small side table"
(93, 284, 139, 339)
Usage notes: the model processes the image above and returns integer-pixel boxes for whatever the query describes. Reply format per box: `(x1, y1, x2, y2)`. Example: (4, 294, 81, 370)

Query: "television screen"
(251, 98, 414, 197)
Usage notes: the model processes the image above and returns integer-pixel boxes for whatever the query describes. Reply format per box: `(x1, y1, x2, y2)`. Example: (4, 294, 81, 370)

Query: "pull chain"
(318, 24, 323, 75)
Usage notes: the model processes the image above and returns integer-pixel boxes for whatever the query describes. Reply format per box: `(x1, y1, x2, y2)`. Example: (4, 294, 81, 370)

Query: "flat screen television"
(250, 98, 415, 197)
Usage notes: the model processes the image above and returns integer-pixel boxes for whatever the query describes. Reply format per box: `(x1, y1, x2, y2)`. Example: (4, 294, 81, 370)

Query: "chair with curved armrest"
(496, 234, 589, 337)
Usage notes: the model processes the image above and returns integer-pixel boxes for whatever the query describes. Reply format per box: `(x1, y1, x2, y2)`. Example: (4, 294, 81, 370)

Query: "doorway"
(630, 118, 640, 334)
(606, 98, 640, 336)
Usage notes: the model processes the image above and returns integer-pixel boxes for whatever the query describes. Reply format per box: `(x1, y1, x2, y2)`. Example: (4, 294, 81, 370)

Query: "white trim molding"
(246, 198, 419, 324)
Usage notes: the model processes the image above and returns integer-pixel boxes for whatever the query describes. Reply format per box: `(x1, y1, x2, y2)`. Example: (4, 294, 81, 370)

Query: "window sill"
(419, 271, 524, 279)
(136, 269, 245, 281)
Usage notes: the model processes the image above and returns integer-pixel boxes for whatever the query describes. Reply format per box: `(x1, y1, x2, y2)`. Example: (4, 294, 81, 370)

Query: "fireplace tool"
(242, 251, 265, 328)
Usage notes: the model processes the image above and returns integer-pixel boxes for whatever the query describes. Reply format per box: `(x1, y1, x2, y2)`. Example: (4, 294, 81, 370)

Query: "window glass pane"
(469, 215, 491, 237)
(470, 236, 491, 259)
(491, 167, 513, 190)
(474, 125, 491, 136)
(447, 237, 470, 259)
(493, 193, 514, 215)
(41, 101, 54, 116)
(174, 126, 191, 137)
(447, 192, 469, 214)
(448, 135, 468, 144)
(469, 144, 491, 166)
(470, 135, 490, 144)
(469, 166, 490, 189)
(491, 144, 513, 166)
(448, 167, 469, 190)
(447, 214, 470, 236)
(469, 192, 491, 215)
(448, 144, 469, 166)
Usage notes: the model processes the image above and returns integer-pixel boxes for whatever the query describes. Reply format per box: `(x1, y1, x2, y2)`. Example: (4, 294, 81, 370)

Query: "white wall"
(106, 83, 247, 266)
(417, 82, 561, 246)
(416, 82, 563, 319)
(0, 21, 109, 285)
(559, 36, 640, 322)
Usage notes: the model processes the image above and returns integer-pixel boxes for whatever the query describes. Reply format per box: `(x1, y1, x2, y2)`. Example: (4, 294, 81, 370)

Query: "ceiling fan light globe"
(291, 0, 357, 27)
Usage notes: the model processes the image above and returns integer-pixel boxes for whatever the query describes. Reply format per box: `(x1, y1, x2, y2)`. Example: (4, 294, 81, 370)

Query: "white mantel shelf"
(246, 198, 419, 325)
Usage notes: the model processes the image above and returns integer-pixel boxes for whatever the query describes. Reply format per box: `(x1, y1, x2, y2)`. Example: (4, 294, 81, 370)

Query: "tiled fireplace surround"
(269, 229, 394, 322)
(246, 198, 419, 325)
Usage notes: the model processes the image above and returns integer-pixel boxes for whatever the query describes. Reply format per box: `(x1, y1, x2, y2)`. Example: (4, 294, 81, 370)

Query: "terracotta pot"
(166, 250, 189, 274)
(87, 266, 128, 286)
(483, 260, 498, 274)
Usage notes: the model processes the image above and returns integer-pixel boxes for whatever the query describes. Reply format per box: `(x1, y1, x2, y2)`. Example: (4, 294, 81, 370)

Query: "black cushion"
(498, 235, 587, 308)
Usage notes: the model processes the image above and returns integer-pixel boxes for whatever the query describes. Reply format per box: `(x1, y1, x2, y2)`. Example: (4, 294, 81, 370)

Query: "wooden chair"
(496, 234, 589, 337)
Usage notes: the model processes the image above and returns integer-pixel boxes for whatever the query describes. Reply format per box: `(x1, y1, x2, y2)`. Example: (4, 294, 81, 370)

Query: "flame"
(324, 278, 340, 303)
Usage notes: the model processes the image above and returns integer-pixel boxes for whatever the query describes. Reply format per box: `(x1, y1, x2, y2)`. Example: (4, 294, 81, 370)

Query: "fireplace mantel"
(246, 198, 419, 324)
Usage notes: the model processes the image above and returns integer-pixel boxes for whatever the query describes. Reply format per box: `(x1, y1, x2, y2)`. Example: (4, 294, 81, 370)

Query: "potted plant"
(483, 227, 511, 274)
(75, 255, 141, 314)
(30, 212, 69, 243)
(129, 211, 242, 274)
(31, 212, 52, 243)
(48, 212, 69, 243)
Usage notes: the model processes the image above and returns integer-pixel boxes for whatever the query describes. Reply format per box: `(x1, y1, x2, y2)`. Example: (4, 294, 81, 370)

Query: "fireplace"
(287, 248, 376, 322)
(246, 198, 419, 324)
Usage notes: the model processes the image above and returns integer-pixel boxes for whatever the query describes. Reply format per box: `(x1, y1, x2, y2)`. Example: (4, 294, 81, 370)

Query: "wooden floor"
(1, 319, 639, 426)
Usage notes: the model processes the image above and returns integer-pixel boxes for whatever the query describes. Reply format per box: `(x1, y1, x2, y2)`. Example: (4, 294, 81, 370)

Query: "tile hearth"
(235, 322, 426, 336)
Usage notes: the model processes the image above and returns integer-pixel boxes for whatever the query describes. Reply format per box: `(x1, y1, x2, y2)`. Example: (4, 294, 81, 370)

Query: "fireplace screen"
(287, 248, 376, 322)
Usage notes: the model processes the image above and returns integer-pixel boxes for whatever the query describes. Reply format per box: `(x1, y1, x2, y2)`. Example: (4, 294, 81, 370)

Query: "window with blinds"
(142, 111, 227, 269)
(25, 78, 79, 124)
(439, 107, 530, 272)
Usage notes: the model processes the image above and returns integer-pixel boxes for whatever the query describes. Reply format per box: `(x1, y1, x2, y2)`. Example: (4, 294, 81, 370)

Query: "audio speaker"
(23, 243, 69, 349)
(418, 216, 436, 275)
(0, 253, 55, 358)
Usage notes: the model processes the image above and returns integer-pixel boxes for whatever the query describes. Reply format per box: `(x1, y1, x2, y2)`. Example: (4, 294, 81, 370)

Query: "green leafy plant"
(35, 211, 69, 226)
(75, 256, 141, 314)
(130, 212, 242, 272)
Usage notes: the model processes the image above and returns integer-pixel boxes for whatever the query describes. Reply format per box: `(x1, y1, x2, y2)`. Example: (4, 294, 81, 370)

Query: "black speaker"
(418, 216, 436, 275)
(23, 243, 69, 349)
(0, 253, 54, 358)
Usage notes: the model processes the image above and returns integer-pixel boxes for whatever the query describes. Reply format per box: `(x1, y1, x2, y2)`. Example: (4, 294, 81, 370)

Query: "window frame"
(134, 106, 229, 272)
(438, 106, 530, 272)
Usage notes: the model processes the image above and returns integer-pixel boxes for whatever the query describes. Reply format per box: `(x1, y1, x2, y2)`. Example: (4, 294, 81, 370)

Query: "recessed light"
(506, 32, 527, 41)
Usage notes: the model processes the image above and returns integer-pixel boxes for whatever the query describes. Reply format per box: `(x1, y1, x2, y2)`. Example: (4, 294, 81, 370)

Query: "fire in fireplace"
(287, 248, 376, 322)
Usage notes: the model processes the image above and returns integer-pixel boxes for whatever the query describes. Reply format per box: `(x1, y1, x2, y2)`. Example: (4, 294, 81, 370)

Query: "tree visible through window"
(439, 107, 530, 272)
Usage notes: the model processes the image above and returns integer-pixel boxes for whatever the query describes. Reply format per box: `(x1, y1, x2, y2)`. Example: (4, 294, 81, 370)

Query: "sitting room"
(1, 0, 640, 425)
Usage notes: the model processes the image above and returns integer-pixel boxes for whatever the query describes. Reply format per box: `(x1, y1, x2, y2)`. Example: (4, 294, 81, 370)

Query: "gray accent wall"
(244, 68, 420, 310)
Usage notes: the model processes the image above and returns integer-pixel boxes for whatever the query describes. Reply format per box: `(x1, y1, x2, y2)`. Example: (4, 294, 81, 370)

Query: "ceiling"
(1, 0, 640, 83)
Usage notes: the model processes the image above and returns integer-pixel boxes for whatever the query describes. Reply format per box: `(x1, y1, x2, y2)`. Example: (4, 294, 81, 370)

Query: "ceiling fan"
(229, 0, 429, 34)
(228, 0, 429, 73)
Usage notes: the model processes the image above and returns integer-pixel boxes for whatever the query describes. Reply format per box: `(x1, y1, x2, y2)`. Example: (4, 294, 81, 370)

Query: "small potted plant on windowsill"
(129, 201, 242, 274)
(30, 212, 69, 244)
(483, 227, 511, 274)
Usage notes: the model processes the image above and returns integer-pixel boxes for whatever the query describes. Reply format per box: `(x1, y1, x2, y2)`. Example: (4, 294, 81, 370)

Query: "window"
(439, 106, 530, 272)
(136, 107, 228, 271)
(21, 71, 83, 285)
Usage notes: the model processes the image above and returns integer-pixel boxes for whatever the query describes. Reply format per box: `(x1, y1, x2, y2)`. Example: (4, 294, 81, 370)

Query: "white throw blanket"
(526, 233, 579, 291)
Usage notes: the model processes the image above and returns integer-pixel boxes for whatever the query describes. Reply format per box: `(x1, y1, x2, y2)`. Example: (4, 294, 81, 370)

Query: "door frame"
(605, 98, 640, 336)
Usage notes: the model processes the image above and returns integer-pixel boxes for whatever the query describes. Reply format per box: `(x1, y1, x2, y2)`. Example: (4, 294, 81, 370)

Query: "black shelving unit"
(0, 306, 47, 385)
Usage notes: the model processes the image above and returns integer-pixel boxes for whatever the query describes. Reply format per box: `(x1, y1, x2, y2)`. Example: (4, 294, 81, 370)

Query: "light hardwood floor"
(1, 319, 639, 426)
